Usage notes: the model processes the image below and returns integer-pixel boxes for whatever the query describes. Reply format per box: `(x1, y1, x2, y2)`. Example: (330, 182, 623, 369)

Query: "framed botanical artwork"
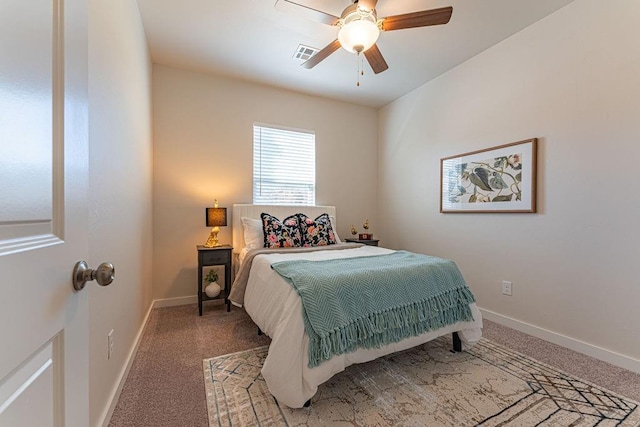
(440, 138, 537, 213)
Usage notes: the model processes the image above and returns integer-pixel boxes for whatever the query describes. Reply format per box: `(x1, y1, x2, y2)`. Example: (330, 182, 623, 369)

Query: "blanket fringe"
(307, 287, 475, 368)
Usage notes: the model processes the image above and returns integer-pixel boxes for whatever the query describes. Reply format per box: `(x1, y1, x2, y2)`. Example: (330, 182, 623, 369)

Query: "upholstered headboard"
(232, 204, 337, 254)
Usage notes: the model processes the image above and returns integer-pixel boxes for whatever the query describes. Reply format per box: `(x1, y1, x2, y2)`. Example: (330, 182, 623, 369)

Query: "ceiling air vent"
(293, 44, 319, 62)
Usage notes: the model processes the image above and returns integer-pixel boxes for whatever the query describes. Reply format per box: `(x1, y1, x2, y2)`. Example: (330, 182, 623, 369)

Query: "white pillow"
(241, 217, 264, 249)
(329, 215, 342, 244)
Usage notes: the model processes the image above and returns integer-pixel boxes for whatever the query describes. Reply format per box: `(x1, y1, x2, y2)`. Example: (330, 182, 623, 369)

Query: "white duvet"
(243, 245, 483, 408)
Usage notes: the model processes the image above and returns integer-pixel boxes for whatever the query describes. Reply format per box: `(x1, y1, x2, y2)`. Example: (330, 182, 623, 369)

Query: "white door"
(0, 0, 90, 425)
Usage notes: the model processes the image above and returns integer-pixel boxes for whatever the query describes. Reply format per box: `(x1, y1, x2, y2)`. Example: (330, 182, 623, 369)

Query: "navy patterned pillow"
(261, 213, 303, 248)
(298, 213, 337, 247)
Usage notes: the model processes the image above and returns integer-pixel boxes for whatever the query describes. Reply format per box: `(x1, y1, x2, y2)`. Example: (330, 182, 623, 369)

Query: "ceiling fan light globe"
(338, 19, 379, 54)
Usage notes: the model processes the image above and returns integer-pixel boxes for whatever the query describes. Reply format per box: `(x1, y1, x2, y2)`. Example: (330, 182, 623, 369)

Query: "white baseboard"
(153, 295, 197, 308)
(480, 308, 640, 374)
(100, 301, 154, 427)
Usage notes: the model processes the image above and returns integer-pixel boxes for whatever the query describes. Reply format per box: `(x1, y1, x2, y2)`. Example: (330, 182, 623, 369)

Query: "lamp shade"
(206, 207, 227, 227)
(338, 17, 379, 53)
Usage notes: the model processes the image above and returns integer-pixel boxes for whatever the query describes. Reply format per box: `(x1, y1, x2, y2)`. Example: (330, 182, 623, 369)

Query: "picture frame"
(440, 138, 537, 213)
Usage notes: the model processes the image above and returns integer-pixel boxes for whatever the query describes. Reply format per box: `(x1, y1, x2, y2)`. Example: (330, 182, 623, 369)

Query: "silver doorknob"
(72, 261, 115, 291)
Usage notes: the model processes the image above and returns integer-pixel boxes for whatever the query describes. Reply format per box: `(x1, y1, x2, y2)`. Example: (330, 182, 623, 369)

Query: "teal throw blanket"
(271, 251, 476, 368)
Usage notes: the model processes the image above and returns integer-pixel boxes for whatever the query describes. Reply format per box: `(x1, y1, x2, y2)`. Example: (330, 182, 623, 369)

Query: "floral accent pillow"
(298, 213, 337, 247)
(261, 213, 303, 248)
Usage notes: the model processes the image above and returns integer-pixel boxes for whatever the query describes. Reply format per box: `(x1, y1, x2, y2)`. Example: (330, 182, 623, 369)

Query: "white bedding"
(238, 246, 250, 266)
(243, 245, 483, 408)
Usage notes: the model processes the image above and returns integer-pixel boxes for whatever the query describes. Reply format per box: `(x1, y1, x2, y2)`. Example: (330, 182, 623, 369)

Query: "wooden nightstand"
(197, 245, 233, 315)
(345, 238, 380, 246)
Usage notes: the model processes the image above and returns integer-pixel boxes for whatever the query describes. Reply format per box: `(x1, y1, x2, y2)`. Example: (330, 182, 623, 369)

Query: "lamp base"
(204, 227, 221, 248)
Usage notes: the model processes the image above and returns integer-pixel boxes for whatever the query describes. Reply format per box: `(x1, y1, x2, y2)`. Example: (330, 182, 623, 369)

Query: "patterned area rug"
(203, 337, 640, 426)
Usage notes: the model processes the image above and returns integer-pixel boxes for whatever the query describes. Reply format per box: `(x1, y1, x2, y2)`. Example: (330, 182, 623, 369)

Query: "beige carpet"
(204, 336, 640, 426)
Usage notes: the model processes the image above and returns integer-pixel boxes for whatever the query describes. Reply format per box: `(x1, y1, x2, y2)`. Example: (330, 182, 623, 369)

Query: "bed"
(229, 204, 483, 408)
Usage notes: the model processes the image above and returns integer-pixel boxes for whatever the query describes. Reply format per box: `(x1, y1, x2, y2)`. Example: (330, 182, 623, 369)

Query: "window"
(253, 123, 316, 205)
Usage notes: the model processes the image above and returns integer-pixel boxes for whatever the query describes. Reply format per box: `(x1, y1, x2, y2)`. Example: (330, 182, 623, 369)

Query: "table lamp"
(204, 199, 227, 248)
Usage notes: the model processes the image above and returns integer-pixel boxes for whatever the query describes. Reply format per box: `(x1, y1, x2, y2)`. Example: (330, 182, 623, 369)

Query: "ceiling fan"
(276, 0, 453, 74)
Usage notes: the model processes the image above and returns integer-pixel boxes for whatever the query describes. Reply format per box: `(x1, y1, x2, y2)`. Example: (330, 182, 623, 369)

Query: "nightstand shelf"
(197, 245, 233, 315)
(345, 238, 379, 246)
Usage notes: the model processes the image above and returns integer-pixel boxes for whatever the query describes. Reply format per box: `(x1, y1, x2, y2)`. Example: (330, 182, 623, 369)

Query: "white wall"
(378, 0, 640, 367)
(152, 65, 378, 300)
(88, 0, 153, 425)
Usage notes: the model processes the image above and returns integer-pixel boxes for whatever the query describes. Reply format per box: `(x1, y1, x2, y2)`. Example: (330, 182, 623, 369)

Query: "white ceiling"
(136, 0, 574, 108)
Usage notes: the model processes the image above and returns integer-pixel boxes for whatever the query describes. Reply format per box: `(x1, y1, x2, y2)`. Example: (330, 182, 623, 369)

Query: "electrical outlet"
(108, 329, 114, 359)
(502, 281, 512, 296)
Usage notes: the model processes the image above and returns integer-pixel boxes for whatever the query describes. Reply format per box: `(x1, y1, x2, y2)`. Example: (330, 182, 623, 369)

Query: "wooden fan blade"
(302, 40, 341, 69)
(357, 0, 378, 12)
(381, 6, 452, 31)
(363, 44, 388, 74)
(275, 0, 339, 26)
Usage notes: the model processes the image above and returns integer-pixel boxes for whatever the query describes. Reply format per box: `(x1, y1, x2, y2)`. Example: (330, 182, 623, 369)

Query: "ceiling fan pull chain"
(356, 52, 361, 86)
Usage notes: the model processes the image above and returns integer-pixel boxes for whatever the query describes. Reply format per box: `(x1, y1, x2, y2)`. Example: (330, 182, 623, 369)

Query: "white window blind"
(253, 124, 316, 205)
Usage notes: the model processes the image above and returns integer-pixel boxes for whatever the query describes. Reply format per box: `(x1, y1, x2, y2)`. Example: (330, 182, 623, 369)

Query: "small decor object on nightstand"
(359, 218, 373, 240)
(204, 269, 221, 298)
(347, 220, 378, 245)
(204, 199, 227, 247)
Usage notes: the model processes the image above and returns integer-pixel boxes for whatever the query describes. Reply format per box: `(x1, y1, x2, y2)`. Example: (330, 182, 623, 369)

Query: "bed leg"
(452, 332, 462, 352)
(257, 327, 262, 336)
(303, 399, 311, 408)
